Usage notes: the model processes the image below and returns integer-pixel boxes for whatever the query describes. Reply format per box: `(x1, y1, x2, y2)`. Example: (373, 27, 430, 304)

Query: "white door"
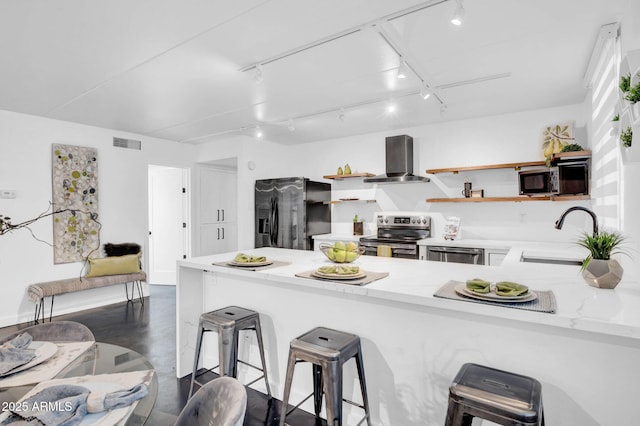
(148, 165, 188, 285)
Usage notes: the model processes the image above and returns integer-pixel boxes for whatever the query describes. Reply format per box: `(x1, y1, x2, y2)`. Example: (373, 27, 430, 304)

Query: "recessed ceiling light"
(451, 0, 465, 26)
(387, 102, 397, 113)
(255, 125, 263, 138)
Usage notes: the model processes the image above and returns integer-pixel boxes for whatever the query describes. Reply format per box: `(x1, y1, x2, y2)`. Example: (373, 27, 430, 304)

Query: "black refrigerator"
(255, 177, 331, 250)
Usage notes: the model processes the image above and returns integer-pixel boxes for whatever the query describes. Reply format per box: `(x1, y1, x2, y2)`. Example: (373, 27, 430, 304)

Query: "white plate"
(455, 284, 537, 303)
(228, 260, 273, 267)
(312, 270, 367, 280)
(0, 341, 58, 377)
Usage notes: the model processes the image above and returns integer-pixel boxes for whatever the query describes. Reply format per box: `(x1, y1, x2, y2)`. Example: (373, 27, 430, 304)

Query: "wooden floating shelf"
(425, 152, 592, 175)
(323, 172, 375, 180)
(426, 195, 590, 203)
(426, 161, 546, 174)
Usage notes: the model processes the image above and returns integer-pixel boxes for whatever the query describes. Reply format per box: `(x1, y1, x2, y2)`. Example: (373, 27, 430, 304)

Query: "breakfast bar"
(177, 247, 640, 425)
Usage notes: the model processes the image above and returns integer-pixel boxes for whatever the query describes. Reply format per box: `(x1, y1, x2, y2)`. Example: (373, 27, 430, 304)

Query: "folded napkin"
(465, 278, 490, 294)
(233, 253, 266, 263)
(317, 265, 360, 275)
(495, 281, 529, 297)
(0, 333, 36, 375)
(1, 383, 148, 426)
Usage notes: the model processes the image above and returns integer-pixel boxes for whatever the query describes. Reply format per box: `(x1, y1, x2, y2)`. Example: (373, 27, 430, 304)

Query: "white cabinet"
(194, 166, 237, 256)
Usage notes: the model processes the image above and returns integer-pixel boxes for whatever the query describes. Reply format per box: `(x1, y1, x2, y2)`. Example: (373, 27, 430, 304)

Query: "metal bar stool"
(188, 306, 272, 399)
(445, 363, 545, 426)
(279, 326, 371, 426)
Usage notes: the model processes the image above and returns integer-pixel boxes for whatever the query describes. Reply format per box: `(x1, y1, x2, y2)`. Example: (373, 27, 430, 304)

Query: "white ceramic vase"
(582, 258, 623, 289)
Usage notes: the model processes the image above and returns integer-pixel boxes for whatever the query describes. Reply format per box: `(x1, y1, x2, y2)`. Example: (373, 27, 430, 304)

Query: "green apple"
(345, 241, 358, 252)
(345, 251, 358, 262)
(333, 241, 346, 251)
(334, 249, 346, 262)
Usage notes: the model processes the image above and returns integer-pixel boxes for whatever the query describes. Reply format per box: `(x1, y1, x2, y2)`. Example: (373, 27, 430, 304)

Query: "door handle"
(217, 209, 220, 222)
(217, 228, 220, 240)
(221, 209, 225, 222)
(221, 227, 225, 239)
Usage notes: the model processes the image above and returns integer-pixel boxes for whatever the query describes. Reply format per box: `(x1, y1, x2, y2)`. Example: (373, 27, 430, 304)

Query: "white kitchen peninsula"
(177, 247, 640, 425)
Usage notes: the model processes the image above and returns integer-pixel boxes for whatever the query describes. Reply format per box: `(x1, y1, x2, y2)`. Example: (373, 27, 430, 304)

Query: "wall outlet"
(0, 189, 16, 199)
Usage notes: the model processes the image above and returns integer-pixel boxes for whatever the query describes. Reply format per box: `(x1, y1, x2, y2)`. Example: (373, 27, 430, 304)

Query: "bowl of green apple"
(319, 241, 364, 263)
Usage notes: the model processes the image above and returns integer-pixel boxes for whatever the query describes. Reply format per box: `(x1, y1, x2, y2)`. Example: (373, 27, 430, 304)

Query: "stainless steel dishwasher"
(426, 246, 485, 264)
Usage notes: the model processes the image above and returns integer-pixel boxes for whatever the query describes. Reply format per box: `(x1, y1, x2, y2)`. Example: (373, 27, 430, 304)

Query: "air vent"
(113, 137, 142, 150)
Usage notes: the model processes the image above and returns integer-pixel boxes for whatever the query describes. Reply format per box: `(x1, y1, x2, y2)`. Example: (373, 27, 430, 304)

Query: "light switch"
(0, 189, 17, 199)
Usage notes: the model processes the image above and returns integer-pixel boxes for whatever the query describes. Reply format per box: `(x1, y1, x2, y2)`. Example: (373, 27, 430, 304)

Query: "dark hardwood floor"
(0, 285, 325, 426)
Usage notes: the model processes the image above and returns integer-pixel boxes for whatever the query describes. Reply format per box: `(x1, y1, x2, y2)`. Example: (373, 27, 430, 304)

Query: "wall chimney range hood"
(364, 135, 430, 183)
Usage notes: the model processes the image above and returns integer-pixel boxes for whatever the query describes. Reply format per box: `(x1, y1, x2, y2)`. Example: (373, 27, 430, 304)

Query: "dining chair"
(175, 376, 247, 426)
(0, 320, 95, 344)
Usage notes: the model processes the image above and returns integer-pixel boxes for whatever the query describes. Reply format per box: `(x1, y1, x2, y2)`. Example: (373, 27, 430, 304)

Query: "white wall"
(0, 110, 196, 326)
(199, 103, 598, 249)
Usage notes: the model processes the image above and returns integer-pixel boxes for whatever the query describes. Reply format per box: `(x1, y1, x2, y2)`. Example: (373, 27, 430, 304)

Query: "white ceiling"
(0, 0, 629, 145)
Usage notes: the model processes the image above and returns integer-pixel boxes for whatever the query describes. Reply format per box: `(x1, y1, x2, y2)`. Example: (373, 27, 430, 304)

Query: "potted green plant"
(577, 231, 626, 289)
(620, 127, 633, 148)
(620, 73, 631, 93)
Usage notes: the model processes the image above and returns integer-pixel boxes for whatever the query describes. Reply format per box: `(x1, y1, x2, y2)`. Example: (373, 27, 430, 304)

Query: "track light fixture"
(451, 0, 465, 26)
(254, 64, 264, 83)
(397, 57, 408, 79)
(338, 108, 346, 121)
(420, 85, 433, 100)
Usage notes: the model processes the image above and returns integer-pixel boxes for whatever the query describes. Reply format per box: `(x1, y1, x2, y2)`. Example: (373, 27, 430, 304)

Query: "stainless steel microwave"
(519, 162, 589, 196)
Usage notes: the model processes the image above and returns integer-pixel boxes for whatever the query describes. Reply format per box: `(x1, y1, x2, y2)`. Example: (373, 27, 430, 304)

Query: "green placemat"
(434, 280, 557, 314)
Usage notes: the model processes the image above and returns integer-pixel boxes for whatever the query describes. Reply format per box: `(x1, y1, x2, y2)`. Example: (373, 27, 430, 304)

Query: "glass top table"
(0, 342, 158, 425)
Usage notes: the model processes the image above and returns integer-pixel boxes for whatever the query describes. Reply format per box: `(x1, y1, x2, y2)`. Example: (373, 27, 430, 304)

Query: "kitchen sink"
(520, 253, 583, 266)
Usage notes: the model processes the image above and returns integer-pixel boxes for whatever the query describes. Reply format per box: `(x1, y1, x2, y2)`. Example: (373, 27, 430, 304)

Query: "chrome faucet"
(555, 206, 598, 236)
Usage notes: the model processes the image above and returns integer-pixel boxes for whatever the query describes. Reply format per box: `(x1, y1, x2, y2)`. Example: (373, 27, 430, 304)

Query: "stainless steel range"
(359, 213, 431, 259)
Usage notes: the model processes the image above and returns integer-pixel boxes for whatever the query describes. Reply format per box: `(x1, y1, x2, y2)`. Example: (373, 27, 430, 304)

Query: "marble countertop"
(179, 246, 640, 341)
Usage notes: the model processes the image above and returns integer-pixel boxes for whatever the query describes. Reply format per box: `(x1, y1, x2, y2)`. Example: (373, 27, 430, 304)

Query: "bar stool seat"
(279, 326, 371, 426)
(445, 363, 545, 426)
(189, 306, 271, 399)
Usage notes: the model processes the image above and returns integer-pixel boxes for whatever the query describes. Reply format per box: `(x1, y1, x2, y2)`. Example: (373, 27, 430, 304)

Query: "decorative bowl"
(319, 243, 365, 263)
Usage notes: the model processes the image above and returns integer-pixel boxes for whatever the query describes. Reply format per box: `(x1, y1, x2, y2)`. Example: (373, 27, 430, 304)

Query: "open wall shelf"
(323, 173, 375, 180)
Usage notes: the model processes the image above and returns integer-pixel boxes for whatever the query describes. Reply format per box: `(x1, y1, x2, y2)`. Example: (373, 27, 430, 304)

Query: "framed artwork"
(51, 144, 100, 264)
(542, 121, 575, 158)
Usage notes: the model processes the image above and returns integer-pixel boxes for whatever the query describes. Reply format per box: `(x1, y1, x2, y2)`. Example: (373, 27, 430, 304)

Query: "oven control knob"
(411, 219, 416, 224)
(422, 218, 427, 224)
(378, 216, 383, 223)
(384, 218, 388, 223)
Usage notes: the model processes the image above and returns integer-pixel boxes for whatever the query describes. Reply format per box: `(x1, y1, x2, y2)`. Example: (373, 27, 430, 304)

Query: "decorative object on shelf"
(353, 214, 364, 235)
(470, 189, 484, 198)
(461, 177, 472, 198)
(337, 166, 344, 175)
(577, 231, 627, 289)
(52, 144, 100, 264)
(344, 164, 352, 174)
(620, 127, 633, 148)
(542, 121, 575, 164)
(322, 172, 375, 180)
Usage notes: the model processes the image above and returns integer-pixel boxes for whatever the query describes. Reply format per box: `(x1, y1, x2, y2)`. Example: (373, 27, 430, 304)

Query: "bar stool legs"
(279, 327, 371, 426)
(188, 306, 272, 400)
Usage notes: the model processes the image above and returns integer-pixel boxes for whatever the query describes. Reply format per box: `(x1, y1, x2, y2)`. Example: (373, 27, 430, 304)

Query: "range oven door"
(360, 240, 418, 259)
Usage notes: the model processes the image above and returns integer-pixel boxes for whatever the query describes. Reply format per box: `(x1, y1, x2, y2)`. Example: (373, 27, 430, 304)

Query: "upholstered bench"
(27, 271, 146, 324)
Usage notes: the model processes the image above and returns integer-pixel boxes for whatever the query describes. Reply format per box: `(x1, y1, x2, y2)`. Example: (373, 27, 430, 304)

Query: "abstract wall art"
(51, 144, 100, 264)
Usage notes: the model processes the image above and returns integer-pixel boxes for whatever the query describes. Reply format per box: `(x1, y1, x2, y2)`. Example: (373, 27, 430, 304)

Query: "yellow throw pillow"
(85, 253, 141, 277)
